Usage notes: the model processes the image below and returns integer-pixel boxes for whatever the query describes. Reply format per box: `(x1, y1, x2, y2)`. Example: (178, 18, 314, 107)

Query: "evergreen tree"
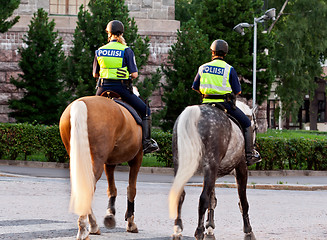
(9, 9, 65, 124)
(0, 0, 20, 33)
(269, 0, 327, 117)
(65, 0, 150, 98)
(175, 0, 195, 23)
(158, 19, 210, 130)
(193, 0, 275, 104)
(135, 69, 162, 100)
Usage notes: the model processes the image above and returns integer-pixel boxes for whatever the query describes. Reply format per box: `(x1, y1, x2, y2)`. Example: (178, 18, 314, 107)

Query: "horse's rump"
(60, 96, 142, 166)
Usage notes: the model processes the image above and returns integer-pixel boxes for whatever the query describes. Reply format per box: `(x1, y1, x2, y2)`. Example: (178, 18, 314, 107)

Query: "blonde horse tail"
(169, 105, 203, 219)
(69, 100, 95, 216)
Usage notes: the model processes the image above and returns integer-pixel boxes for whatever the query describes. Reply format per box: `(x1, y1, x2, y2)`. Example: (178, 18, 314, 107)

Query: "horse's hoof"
(244, 231, 256, 240)
(89, 224, 100, 235)
(204, 233, 216, 240)
(104, 214, 116, 229)
(195, 227, 205, 240)
(76, 230, 90, 240)
(127, 227, 139, 233)
(126, 216, 138, 233)
(127, 221, 138, 233)
(89, 229, 101, 235)
(77, 237, 90, 240)
(172, 233, 182, 240)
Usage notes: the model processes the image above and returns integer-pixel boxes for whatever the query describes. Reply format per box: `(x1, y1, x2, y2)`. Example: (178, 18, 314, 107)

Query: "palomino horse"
(169, 101, 257, 240)
(59, 96, 143, 240)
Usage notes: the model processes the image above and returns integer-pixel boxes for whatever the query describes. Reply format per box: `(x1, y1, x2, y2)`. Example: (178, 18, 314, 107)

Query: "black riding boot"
(142, 116, 159, 154)
(244, 126, 261, 166)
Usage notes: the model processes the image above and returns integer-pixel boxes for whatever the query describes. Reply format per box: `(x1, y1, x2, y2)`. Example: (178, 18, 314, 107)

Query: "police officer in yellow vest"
(192, 39, 261, 166)
(93, 20, 159, 154)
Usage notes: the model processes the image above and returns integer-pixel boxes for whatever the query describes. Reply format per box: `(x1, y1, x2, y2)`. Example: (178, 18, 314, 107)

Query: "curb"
(1, 160, 327, 191)
(1, 159, 327, 177)
(188, 183, 327, 191)
(0, 159, 69, 169)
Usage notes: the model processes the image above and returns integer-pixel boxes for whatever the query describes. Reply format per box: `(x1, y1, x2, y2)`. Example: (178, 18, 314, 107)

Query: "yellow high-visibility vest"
(199, 59, 232, 103)
(96, 41, 129, 80)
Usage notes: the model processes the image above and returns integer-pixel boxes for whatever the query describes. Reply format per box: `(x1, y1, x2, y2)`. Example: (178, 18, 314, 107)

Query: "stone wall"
(127, 0, 175, 20)
(0, 0, 179, 122)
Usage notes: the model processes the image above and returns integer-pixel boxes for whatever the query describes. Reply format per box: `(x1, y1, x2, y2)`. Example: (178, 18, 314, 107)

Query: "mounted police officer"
(192, 39, 261, 166)
(93, 20, 159, 154)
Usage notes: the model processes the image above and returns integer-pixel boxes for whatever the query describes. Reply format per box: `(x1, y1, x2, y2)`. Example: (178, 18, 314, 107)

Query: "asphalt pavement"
(1, 160, 327, 240)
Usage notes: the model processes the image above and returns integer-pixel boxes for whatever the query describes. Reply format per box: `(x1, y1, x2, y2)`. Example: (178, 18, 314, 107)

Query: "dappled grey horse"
(169, 101, 257, 240)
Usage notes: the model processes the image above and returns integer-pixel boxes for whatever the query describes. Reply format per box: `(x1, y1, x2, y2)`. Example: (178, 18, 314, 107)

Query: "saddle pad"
(205, 103, 243, 132)
(114, 99, 142, 126)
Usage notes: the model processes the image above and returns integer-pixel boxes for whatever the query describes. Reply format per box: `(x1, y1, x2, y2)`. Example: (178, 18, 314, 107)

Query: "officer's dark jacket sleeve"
(192, 72, 201, 90)
(229, 67, 242, 94)
(124, 48, 138, 74)
(93, 56, 100, 77)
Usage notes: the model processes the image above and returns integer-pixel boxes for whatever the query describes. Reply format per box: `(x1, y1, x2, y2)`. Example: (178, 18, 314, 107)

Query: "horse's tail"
(169, 105, 203, 219)
(69, 100, 95, 216)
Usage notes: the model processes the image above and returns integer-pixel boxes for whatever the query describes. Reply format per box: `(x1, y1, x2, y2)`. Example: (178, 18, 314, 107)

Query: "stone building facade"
(0, 0, 179, 122)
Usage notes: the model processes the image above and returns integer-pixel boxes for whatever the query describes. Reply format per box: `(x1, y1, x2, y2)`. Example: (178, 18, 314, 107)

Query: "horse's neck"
(236, 100, 252, 116)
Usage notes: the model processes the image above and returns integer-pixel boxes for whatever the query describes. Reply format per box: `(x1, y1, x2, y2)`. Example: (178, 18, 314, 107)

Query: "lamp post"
(233, 8, 276, 109)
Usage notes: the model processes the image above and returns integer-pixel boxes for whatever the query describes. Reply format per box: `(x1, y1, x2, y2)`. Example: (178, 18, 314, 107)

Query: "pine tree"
(0, 0, 20, 33)
(158, 19, 210, 130)
(65, 0, 150, 98)
(9, 9, 65, 124)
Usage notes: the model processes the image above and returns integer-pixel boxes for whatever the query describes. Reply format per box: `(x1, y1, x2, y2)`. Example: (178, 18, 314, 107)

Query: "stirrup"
(143, 139, 159, 154)
(246, 150, 261, 166)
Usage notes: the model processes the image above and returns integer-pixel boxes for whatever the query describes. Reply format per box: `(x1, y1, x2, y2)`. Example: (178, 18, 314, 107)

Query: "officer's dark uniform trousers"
(220, 102, 251, 129)
(96, 81, 150, 117)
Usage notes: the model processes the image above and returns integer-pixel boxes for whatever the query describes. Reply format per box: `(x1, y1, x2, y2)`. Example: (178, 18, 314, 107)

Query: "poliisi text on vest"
(96, 49, 123, 57)
(203, 66, 225, 76)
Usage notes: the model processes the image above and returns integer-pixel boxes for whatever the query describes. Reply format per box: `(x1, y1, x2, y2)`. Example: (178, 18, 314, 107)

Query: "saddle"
(204, 102, 243, 132)
(100, 90, 142, 126)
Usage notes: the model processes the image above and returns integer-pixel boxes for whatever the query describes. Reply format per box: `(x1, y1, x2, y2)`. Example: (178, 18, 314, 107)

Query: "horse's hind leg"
(204, 188, 217, 240)
(235, 161, 256, 240)
(195, 167, 216, 240)
(77, 215, 89, 240)
(104, 164, 117, 229)
(172, 189, 185, 240)
(125, 151, 143, 233)
(88, 210, 100, 235)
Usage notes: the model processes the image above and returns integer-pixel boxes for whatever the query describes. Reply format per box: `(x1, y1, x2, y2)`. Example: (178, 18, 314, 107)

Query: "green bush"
(256, 137, 327, 170)
(152, 129, 173, 167)
(40, 125, 69, 163)
(0, 123, 68, 162)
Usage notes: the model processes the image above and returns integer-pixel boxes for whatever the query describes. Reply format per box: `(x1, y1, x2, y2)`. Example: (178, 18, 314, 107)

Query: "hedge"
(1, 123, 326, 170)
(0, 123, 68, 163)
(256, 137, 327, 170)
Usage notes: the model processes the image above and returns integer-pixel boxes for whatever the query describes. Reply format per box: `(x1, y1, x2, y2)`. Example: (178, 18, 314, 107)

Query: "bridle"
(251, 106, 258, 139)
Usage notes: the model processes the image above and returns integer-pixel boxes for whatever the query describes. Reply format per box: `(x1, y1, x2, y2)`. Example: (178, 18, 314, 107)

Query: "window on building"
(49, 0, 89, 15)
(317, 99, 326, 123)
(267, 100, 279, 129)
(300, 99, 310, 123)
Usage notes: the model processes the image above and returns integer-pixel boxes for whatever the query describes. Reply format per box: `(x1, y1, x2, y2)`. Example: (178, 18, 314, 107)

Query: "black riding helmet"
(210, 39, 228, 56)
(106, 20, 124, 36)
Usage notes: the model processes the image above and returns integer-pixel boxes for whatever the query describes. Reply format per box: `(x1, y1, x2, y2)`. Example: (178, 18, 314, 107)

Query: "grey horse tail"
(169, 105, 203, 219)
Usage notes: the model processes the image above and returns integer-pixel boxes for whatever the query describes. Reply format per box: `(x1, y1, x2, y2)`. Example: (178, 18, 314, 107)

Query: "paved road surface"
(0, 165, 327, 239)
